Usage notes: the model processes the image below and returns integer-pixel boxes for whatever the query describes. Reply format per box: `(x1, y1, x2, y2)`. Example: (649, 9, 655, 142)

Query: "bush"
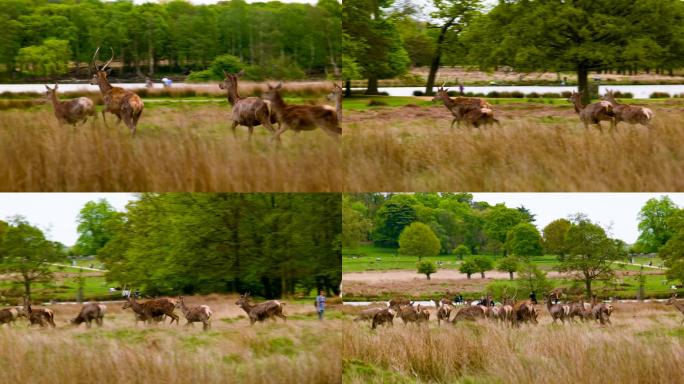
(650, 92, 671, 99)
(186, 54, 246, 82)
(526, 92, 541, 98)
(541, 92, 562, 98)
(417, 261, 437, 280)
(612, 91, 633, 99)
(244, 57, 306, 81)
(413, 90, 425, 96)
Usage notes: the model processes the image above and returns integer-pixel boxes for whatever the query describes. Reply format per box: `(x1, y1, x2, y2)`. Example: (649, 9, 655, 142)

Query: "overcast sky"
(472, 193, 684, 244)
(1, 193, 682, 246)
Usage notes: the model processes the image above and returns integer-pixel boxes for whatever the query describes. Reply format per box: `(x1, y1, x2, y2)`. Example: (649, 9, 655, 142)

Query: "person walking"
(315, 290, 326, 320)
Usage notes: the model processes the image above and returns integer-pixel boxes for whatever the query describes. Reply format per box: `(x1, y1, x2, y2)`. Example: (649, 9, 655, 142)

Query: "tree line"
(0, 193, 341, 300)
(0, 0, 341, 81)
(343, 0, 684, 101)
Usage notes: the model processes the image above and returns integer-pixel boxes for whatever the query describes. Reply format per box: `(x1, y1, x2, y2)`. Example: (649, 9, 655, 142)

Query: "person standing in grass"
(315, 290, 326, 320)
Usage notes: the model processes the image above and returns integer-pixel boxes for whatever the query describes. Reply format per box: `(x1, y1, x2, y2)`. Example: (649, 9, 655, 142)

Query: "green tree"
(658, 209, 684, 282)
(635, 196, 679, 254)
(459, 258, 477, 279)
(542, 218, 571, 256)
(497, 256, 519, 280)
(342, 195, 372, 249)
(15, 38, 71, 76)
(453, 244, 470, 260)
(472, 256, 493, 278)
(417, 260, 437, 280)
(373, 194, 417, 247)
(75, 199, 123, 257)
(482, 204, 527, 255)
(517, 261, 552, 297)
(505, 222, 542, 257)
(558, 216, 621, 298)
(0, 217, 65, 298)
(398, 222, 441, 260)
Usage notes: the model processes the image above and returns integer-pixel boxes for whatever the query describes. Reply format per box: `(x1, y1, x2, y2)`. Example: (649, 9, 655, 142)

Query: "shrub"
(650, 92, 671, 99)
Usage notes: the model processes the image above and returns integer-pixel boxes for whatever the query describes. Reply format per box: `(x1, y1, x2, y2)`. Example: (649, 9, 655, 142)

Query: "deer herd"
(354, 290, 684, 330)
(41, 47, 342, 141)
(0, 292, 287, 332)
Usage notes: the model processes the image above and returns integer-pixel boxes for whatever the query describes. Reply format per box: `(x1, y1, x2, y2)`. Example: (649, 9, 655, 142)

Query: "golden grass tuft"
(0, 297, 341, 384)
(343, 106, 684, 191)
(0, 106, 341, 191)
(343, 302, 684, 383)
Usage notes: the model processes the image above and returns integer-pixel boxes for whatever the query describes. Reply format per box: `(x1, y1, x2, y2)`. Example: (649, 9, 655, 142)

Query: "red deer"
(44, 84, 96, 125)
(546, 292, 567, 324)
(122, 296, 179, 325)
(90, 47, 144, 136)
(432, 86, 498, 128)
(0, 306, 26, 326)
(326, 82, 343, 121)
(435, 300, 452, 325)
(235, 293, 287, 325)
(515, 301, 539, 325)
(263, 83, 342, 141)
(590, 295, 613, 325)
(371, 308, 396, 329)
(396, 304, 429, 324)
(451, 305, 486, 323)
(71, 303, 106, 328)
(219, 70, 277, 140)
(666, 293, 684, 325)
(602, 90, 654, 128)
(388, 298, 412, 311)
(354, 307, 384, 322)
(568, 91, 615, 131)
(24, 297, 55, 328)
(176, 296, 212, 331)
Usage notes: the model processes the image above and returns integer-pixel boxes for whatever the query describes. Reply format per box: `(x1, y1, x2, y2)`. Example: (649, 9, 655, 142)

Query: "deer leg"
(450, 117, 458, 129)
(101, 110, 109, 127)
(230, 121, 239, 138)
(247, 125, 254, 140)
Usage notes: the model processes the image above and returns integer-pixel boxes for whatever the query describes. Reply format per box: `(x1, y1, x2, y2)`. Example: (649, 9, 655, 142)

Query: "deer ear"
(276, 82, 283, 90)
(54, 83, 58, 90)
(223, 70, 228, 77)
(237, 69, 245, 77)
(45, 85, 50, 90)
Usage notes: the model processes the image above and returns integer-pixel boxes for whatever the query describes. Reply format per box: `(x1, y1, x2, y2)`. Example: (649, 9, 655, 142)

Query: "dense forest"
(0, 193, 342, 300)
(0, 0, 341, 81)
(343, 0, 684, 98)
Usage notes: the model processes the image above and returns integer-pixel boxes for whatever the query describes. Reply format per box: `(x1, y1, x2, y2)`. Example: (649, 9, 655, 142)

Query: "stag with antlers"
(219, 70, 278, 140)
(90, 47, 144, 136)
(432, 85, 498, 128)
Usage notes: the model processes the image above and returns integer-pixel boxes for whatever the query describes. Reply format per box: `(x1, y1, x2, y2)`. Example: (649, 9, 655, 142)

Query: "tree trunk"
(585, 278, 592, 299)
(425, 21, 453, 96)
(480, 272, 485, 278)
(345, 79, 351, 98)
(426, 274, 431, 280)
(577, 65, 590, 104)
(24, 279, 31, 300)
(509, 271, 514, 280)
(365, 76, 379, 95)
(467, 273, 471, 279)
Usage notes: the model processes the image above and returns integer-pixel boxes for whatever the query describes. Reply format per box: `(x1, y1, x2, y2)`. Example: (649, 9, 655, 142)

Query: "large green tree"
(482, 204, 527, 255)
(505, 222, 542, 257)
(342, 195, 372, 248)
(75, 199, 124, 257)
(635, 196, 679, 254)
(542, 218, 572, 256)
(398, 222, 441, 260)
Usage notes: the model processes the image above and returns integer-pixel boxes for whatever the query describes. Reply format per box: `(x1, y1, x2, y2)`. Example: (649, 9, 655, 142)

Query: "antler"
(102, 47, 115, 71)
(91, 47, 101, 72)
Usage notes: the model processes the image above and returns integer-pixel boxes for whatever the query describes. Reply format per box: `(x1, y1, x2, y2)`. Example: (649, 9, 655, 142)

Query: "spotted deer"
(44, 84, 96, 125)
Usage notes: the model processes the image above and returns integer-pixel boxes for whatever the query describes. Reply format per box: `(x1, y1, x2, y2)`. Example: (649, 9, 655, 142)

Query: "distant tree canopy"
(635, 196, 679, 254)
(0, 0, 341, 80)
(98, 193, 341, 299)
(75, 199, 124, 257)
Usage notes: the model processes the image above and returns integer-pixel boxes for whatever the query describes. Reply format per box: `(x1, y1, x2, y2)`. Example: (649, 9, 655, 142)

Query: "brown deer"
(515, 301, 539, 325)
(602, 90, 654, 128)
(590, 295, 613, 325)
(353, 307, 384, 322)
(44, 84, 96, 125)
(666, 293, 684, 325)
(326, 82, 343, 121)
(546, 292, 567, 324)
(71, 303, 106, 328)
(371, 308, 396, 329)
(122, 296, 179, 325)
(24, 297, 55, 328)
(434, 299, 452, 325)
(0, 306, 26, 326)
(219, 70, 278, 140)
(263, 83, 342, 141)
(396, 304, 429, 324)
(451, 304, 486, 323)
(90, 47, 144, 136)
(432, 86, 498, 128)
(176, 296, 212, 331)
(568, 91, 615, 132)
(388, 298, 412, 311)
(235, 293, 287, 325)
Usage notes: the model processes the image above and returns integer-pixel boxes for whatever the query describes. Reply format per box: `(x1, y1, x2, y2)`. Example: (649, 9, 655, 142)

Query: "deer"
(546, 292, 567, 324)
(71, 303, 106, 328)
(371, 308, 396, 329)
(451, 304, 486, 323)
(515, 300, 539, 325)
(235, 292, 287, 325)
(396, 304, 429, 325)
(176, 296, 212, 331)
(666, 293, 684, 325)
(263, 83, 342, 142)
(219, 70, 278, 140)
(44, 84, 96, 125)
(23, 297, 55, 328)
(326, 82, 343, 121)
(122, 296, 179, 325)
(90, 47, 144, 136)
(432, 85, 498, 129)
(354, 307, 384, 322)
(0, 306, 26, 326)
(435, 299, 452, 325)
(568, 91, 615, 132)
(602, 90, 654, 128)
(388, 298, 412, 311)
(590, 295, 613, 325)
(500, 298, 516, 326)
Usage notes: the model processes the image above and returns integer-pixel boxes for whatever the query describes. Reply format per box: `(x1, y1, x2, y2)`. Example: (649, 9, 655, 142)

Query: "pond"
(353, 84, 684, 99)
(0, 82, 205, 93)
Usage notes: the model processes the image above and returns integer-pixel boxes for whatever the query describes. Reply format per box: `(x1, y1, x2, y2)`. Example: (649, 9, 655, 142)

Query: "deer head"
(90, 47, 114, 86)
(122, 295, 134, 310)
(44, 83, 58, 98)
(218, 69, 244, 91)
(432, 84, 450, 103)
(176, 296, 184, 308)
(602, 89, 617, 103)
(235, 292, 251, 306)
(262, 83, 283, 103)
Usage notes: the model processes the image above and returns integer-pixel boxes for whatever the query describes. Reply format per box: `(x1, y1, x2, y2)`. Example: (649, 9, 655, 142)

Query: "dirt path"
(343, 269, 566, 282)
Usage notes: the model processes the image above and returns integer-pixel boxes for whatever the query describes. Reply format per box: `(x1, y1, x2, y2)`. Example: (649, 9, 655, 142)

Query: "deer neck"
(49, 92, 61, 111)
(226, 85, 240, 106)
(180, 301, 189, 316)
(97, 77, 113, 94)
(270, 92, 287, 115)
(572, 98, 585, 114)
(239, 301, 253, 314)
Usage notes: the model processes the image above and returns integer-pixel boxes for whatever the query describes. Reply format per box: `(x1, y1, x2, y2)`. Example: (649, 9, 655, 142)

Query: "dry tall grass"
(0, 106, 341, 191)
(0, 296, 341, 384)
(343, 302, 684, 383)
(343, 105, 684, 191)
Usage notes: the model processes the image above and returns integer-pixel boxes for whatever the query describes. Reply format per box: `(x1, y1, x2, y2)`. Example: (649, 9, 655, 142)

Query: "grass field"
(0, 295, 341, 384)
(342, 97, 684, 192)
(341, 302, 684, 383)
(0, 97, 341, 191)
